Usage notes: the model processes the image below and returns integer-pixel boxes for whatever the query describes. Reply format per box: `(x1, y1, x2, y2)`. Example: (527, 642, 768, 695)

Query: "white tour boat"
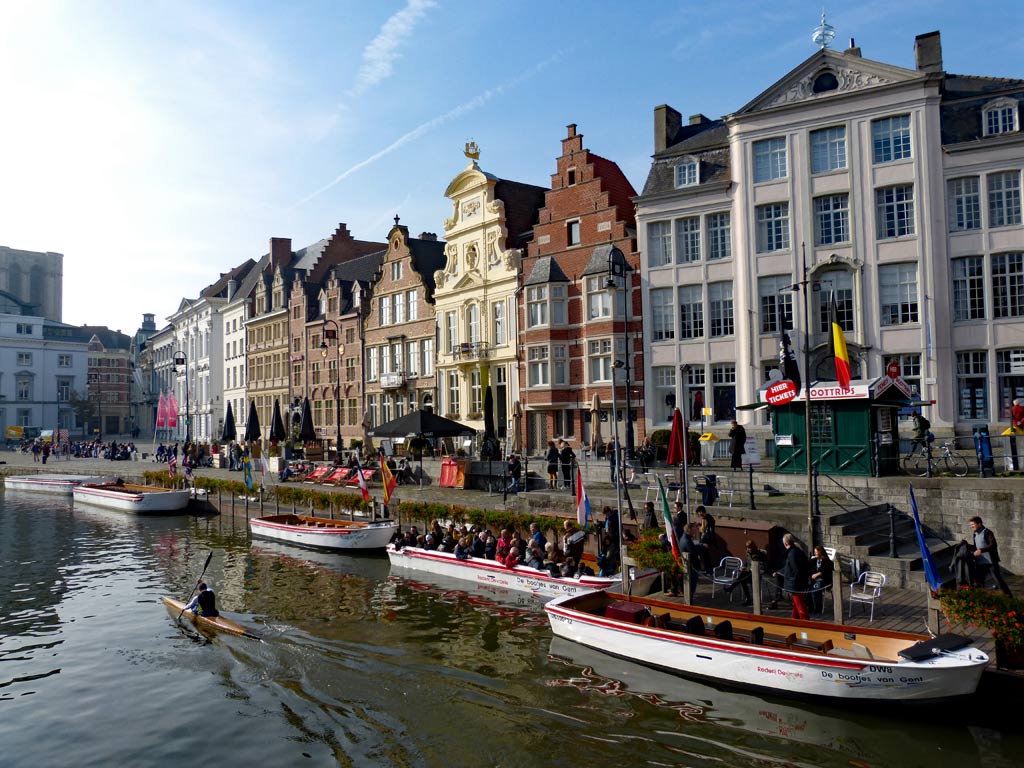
(5, 474, 117, 495)
(250, 514, 399, 550)
(72, 482, 191, 513)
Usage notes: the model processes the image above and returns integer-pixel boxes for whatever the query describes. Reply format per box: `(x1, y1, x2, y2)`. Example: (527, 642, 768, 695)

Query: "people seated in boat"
(525, 541, 545, 569)
(529, 522, 547, 551)
(808, 545, 834, 615)
(390, 526, 406, 549)
(509, 529, 527, 563)
(471, 531, 488, 558)
(724, 540, 767, 606)
(422, 533, 438, 551)
(496, 529, 512, 561)
(454, 536, 473, 560)
(441, 528, 458, 553)
(774, 533, 811, 620)
(504, 547, 520, 568)
(185, 582, 218, 618)
(563, 520, 586, 564)
(560, 557, 578, 578)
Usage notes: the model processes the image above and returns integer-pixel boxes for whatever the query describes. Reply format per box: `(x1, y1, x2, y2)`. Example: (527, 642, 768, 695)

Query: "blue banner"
(909, 486, 942, 592)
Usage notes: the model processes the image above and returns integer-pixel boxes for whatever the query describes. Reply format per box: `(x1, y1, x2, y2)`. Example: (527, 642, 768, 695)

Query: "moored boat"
(387, 544, 625, 598)
(250, 514, 398, 550)
(72, 482, 191, 513)
(161, 597, 259, 639)
(5, 474, 117, 495)
(544, 590, 988, 703)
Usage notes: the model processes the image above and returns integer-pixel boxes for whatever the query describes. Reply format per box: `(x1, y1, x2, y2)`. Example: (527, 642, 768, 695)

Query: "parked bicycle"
(902, 439, 969, 477)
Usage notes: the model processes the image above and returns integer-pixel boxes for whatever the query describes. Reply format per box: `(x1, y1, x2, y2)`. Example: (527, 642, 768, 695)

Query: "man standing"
(728, 420, 746, 471)
(969, 516, 1013, 596)
(774, 533, 810, 620)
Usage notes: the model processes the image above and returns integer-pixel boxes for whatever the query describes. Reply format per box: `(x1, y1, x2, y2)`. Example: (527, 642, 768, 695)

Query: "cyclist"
(909, 410, 931, 456)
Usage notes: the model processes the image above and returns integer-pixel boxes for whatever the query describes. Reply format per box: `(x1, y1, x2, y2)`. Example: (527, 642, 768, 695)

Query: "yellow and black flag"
(830, 294, 851, 388)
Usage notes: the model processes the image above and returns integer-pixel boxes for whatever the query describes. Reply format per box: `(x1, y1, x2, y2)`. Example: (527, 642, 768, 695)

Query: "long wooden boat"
(5, 474, 117, 495)
(544, 591, 988, 703)
(387, 544, 630, 598)
(250, 514, 398, 550)
(72, 482, 191, 513)
(161, 597, 260, 639)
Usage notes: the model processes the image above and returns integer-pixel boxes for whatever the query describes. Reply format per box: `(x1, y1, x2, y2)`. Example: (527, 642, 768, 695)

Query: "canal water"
(0, 491, 1019, 768)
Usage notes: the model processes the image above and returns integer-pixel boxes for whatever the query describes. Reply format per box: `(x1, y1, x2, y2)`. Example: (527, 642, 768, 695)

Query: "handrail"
(816, 470, 872, 509)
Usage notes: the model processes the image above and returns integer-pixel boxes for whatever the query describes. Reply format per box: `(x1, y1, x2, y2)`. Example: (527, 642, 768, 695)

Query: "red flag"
(156, 392, 167, 428)
(167, 391, 179, 428)
(830, 294, 851, 389)
(352, 456, 371, 503)
(379, 451, 397, 504)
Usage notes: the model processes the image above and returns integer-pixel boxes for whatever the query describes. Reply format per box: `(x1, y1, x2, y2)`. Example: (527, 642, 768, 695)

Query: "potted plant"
(938, 587, 1024, 668)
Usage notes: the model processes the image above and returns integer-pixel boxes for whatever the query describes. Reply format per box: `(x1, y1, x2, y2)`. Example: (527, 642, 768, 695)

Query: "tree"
(70, 390, 98, 435)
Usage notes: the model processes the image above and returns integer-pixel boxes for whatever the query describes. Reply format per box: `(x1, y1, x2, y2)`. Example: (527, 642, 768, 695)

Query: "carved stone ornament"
(466, 243, 479, 269)
(486, 231, 501, 265)
(461, 200, 481, 219)
(433, 270, 446, 289)
(765, 67, 895, 108)
(503, 248, 522, 272)
(446, 244, 459, 274)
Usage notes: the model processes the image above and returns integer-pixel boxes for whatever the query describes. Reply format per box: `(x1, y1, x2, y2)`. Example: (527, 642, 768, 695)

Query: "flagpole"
(801, 243, 815, 547)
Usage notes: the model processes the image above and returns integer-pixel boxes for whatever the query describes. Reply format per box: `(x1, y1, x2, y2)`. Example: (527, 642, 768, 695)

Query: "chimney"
(227, 279, 238, 300)
(914, 31, 942, 73)
(689, 113, 709, 126)
(270, 237, 292, 270)
(566, 123, 577, 138)
(844, 38, 861, 57)
(417, 232, 438, 241)
(654, 104, 682, 152)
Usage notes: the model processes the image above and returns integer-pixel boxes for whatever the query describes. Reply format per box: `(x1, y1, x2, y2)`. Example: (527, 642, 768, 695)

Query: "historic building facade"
(0, 246, 63, 323)
(83, 327, 132, 437)
(433, 146, 546, 446)
(518, 124, 644, 455)
(637, 31, 1024, 443)
(363, 220, 445, 432)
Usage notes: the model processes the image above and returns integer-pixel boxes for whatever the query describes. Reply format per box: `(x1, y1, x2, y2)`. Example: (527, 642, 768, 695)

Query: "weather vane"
(464, 140, 480, 160)
(812, 9, 835, 50)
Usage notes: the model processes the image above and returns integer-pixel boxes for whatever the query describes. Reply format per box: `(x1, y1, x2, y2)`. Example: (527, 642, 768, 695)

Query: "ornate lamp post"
(320, 319, 344, 459)
(173, 350, 191, 444)
(605, 264, 628, 592)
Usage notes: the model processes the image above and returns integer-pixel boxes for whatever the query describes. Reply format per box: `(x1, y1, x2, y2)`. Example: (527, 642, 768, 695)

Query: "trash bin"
(973, 426, 995, 478)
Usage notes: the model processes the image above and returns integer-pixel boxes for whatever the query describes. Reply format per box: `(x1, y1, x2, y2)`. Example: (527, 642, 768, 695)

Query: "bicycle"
(902, 439, 969, 477)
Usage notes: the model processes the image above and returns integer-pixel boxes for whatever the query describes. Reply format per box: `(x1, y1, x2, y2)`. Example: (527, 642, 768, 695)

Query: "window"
(407, 290, 418, 321)
(650, 288, 675, 341)
(679, 286, 704, 339)
(567, 167, 576, 185)
(528, 346, 549, 386)
(816, 271, 855, 333)
(943, 177, 983, 234)
(987, 171, 1022, 228)
(16, 377, 31, 401)
(872, 115, 911, 163)
(647, 221, 672, 267)
(814, 193, 850, 245)
(956, 351, 988, 420)
(707, 212, 731, 260)
(759, 276, 794, 334)
(879, 263, 919, 326)
(469, 370, 482, 415)
(421, 338, 434, 377)
(446, 372, 460, 415)
(567, 220, 580, 246)
(586, 276, 612, 320)
(466, 304, 480, 344)
(996, 349, 1024, 419)
(756, 203, 790, 252)
(708, 282, 734, 337)
(875, 185, 915, 238)
(526, 286, 549, 327)
(311, 361, 321, 385)
(58, 354, 71, 367)
(17, 352, 31, 366)
(992, 252, 1024, 318)
(711, 364, 736, 422)
(445, 311, 458, 353)
(393, 293, 405, 324)
(589, 339, 613, 382)
(675, 160, 699, 188)
(810, 126, 847, 173)
(406, 341, 418, 377)
(550, 285, 567, 324)
(380, 395, 392, 425)
(348, 399, 358, 426)
(652, 367, 676, 423)
(16, 323, 32, 335)
(552, 345, 568, 385)
(380, 296, 391, 326)
(753, 137, 787, 182)
(492, 302, 506, 346)
(983, 100, 1019, 136)
(346, 357, 356, 382)
(367, 347, 378, 381)
(675, 217, 700, 263)
(952, 256, 986, 321)
(391, 261, 403, 281)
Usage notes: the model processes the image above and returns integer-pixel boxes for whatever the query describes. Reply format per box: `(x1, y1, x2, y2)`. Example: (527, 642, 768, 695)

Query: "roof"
(199, 259, 257, 300)
(407, 237, 447, 300)
(640, 120, 729, 198)
(76, 325, 132, 349)
(494, 179, 547, 249)
(582, 243, 632, 277)
(941, 75, 1024, 145)
(523, 255, 570, 286)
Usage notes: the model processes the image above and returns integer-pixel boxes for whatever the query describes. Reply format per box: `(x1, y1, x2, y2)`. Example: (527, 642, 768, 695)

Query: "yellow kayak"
(162, 597, 260, 640)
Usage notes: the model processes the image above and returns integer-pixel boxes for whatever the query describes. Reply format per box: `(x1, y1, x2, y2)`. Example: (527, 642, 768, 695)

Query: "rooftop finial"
(464, 139, 480, 160)
(812, 9, 835, 50)
(394, 214, 400, 226)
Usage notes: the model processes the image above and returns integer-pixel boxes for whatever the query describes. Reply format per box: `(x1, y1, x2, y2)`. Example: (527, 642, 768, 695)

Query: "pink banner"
(167, 391, 179, 428)
(156, 391, 167, 428)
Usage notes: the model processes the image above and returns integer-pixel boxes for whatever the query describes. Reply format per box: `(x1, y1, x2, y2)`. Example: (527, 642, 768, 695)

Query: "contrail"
(350, 0, 438, 99)
(293, 55, 561, 208)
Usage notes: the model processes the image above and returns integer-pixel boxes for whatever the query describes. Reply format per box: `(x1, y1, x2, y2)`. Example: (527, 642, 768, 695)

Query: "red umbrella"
(666, 408, 687, 465)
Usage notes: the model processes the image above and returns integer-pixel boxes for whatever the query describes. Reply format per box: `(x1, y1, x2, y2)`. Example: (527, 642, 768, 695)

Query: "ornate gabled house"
(363, 219, 446, 432)
(433, 144, 546, 446)
(81, 326, 133, 438)
(637, 30, 1024, 450)
(518, 124, 642, 455)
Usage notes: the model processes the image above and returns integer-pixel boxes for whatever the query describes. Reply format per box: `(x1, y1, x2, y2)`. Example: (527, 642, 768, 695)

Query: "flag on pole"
(777, 303, 802, 391)
(379, 451, 397, 504)
(656, 475, 681, 563)
(184, 458, 193, 483)
(167, 391, 179, 428)
(156, 392, 167, 429)
(830, 293, 851, 389)
(910, 486, 943, 593)
(353, 456, 371, 502)
(168, 453, 177, 478)
(575, 465, 591, 528)
(260, 455, 269, 487)
(242, 454, 254, 491)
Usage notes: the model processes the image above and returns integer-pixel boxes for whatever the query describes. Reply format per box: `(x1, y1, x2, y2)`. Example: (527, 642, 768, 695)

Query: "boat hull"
(72, 483, 191, 513)
(250, 514, 398, 550)
(162, 597, 258, 639)
(5, 474, 117, 495)
(387, 545, 617, 598)
(544, 592, 988, 703)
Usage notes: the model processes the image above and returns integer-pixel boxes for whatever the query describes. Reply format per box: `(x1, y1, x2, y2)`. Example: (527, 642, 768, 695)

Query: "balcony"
(452, 341, 489, 361)
(380, 372, 406, 389)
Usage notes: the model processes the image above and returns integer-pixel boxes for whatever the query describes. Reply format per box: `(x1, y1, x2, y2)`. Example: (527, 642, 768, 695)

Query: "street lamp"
(787, 244, 815, 546)
(605, 245, 635, 459)
(173, 350, 191, 445)
(320, 319, 343, 460)
(88, 372, 103, 440)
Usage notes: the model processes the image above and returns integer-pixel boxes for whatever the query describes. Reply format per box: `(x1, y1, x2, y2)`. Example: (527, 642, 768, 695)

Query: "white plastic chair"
(848, 571, 886, 622)
(711, 556, 744, 600)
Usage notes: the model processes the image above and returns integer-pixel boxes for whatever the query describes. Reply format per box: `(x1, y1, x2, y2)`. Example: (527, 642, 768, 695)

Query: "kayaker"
(185, 581, 219, 618)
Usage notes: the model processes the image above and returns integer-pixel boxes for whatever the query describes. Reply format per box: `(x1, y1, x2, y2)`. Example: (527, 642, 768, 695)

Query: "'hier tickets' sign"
(765, 379, 799, 405)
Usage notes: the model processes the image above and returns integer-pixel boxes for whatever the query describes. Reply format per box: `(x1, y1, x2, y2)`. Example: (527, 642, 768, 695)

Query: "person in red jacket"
(503, 547, 520, 568)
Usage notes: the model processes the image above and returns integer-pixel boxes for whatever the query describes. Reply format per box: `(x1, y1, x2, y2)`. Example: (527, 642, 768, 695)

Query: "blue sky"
(1, 1, 1021, 336)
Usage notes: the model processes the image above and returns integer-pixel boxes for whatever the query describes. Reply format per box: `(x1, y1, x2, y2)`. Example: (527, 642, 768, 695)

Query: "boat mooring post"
(750, 560, 762, 615)
(888, 504, 898, 558)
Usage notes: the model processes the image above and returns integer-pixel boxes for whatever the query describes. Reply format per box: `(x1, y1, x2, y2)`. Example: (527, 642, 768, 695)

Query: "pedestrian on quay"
(969, 516, 1013, 597)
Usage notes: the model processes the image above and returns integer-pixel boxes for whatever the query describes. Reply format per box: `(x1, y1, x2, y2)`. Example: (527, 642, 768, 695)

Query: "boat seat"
(851, 642, 874, 659)
(791, 637, 825, 652)
(713, 620, 733, 641)
(684, 616, 706, 636)
(749, 627, 764, 646)
(763, 632, 793, 648)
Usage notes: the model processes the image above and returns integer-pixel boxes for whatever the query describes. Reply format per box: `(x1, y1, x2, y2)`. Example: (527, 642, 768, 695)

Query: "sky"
(1, 1, 1021, 336)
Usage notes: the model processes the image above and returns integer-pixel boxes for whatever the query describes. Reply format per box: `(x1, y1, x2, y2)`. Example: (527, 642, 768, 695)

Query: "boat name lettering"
(867, 665, 892, 673)
(899, 676, 923, 684)
(757, 667, 803, 679)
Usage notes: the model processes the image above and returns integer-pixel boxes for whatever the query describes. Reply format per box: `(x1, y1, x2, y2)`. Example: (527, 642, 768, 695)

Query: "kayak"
(161, 597, 260, 640)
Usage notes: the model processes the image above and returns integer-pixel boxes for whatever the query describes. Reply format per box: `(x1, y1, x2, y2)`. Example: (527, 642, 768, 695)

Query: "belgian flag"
(830, 294, 851, 389)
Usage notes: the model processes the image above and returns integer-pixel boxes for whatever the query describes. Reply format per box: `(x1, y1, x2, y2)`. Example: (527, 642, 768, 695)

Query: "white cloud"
(349, 0, 437, 98)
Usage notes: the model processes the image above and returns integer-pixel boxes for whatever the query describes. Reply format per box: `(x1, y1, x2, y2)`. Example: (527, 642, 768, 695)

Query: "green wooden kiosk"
(760, 374, 915, 476)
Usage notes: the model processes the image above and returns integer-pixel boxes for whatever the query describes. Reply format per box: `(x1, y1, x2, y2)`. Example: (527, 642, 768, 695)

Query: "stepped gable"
(306, 223, 387, 284)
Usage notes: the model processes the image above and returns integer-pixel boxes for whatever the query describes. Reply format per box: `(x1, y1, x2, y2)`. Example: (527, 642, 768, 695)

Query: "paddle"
(177, 551, 214, 623)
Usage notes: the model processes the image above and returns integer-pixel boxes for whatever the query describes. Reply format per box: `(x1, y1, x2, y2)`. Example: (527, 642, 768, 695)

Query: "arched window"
(812, 70, 838, 94)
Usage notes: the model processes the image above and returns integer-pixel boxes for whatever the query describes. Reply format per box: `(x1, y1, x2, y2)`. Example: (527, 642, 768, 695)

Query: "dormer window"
(983, 98, 1019, 137)
(675, 159, 699, 188)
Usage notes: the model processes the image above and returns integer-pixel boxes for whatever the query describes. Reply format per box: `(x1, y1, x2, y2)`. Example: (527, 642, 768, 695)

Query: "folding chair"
(848, 571, 886, 622)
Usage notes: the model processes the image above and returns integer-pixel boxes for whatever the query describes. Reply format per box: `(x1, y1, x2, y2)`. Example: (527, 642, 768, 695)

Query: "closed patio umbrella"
(510, 401, 523, 454)
(269, 399, 287, 443)
(298, 397, 317, 443)
(243, 400, 262, 444)
(221, 402, 237, 443)
(590, 394, 603, 454)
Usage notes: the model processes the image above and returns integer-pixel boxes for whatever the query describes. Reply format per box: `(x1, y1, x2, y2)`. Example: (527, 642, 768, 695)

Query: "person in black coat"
(774, 533, 810, 620)
(808, 545, 835, 615)
(728, 420, 746, 471)
(558, 439, 575, 493)
(545, 440, 560, 489)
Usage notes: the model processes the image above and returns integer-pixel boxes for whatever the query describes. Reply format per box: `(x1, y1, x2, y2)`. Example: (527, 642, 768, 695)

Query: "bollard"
(751, 560, 763, 615)
(888, 504, 898, 558)
(832, 557, 844, 625)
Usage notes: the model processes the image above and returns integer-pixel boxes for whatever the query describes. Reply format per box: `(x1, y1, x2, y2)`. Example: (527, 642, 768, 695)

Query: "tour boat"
(5, 474, 117, 495)
(72, 482, 191, 513)
(544, 591, 988, 703)
(386, 544, 643, 599)
(250, 514, 399, 550)
(162, 597, 260, 639)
